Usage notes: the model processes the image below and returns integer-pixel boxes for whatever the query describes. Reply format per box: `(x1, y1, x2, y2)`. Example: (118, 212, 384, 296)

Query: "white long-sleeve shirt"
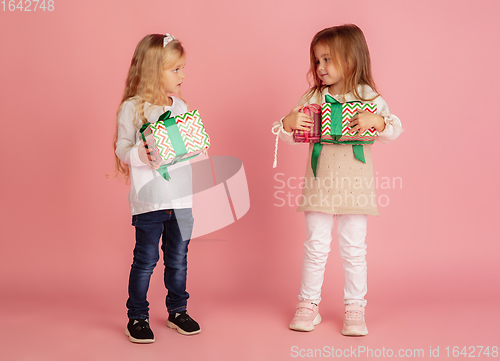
(115, 96, 193, 215)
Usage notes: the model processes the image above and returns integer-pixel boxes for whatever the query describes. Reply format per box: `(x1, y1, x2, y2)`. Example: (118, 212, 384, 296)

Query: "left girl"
(113, 33, 200, 343)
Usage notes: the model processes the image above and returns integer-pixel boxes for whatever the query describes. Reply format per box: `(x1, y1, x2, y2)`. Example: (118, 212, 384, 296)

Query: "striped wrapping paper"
(293, 104, 322, 143)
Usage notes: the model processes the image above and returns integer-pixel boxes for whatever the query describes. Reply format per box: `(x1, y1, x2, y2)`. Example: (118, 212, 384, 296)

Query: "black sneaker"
(125, 318, 155, 343)
(167, 311, 201, 335)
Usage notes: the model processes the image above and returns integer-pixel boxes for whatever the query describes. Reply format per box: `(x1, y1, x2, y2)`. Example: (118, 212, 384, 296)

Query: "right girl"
(274, 24, 403, 336)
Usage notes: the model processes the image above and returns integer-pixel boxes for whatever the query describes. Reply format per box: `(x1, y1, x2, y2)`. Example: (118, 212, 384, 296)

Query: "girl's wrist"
(282, 116, 293, 133)
(374, 114, 386, 132)
(377, 111, 398, 132)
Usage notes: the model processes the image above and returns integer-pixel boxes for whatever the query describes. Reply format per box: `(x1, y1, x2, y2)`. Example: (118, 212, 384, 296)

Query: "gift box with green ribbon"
(321, 94, 377, 143)
(310, 95, 378, 178)
(140, 109, 210, 180)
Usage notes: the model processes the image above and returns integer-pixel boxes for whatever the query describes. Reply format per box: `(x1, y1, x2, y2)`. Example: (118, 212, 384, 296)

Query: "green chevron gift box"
(321, 95, 378, 143)
(310, 95, 379, 179)
(140, 110, 210, 180)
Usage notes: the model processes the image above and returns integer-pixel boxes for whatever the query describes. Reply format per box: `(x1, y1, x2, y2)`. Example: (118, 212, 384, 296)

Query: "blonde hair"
(111, 34, 186, 179)
(301, 24, 378, 105)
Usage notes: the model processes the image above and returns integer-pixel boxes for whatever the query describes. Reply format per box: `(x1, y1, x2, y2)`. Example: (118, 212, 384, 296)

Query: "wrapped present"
(293, 104, 322, 143)
(140, 109, 210, 180)
(311, 95, 378, 179)
(321, 95, 378, 143)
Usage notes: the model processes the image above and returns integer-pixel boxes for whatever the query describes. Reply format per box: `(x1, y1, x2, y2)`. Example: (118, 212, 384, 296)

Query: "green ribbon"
(352, 144, 365, 163)
(329, 95, 344, 138)
(310, 95, 374, 179)
(311, 143, 323, 179)
(140, 110, 189, 181)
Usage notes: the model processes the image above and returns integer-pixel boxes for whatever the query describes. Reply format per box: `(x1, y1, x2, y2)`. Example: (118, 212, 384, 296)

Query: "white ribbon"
(271, 121, 284, 168)
(163, 33, 176, 47)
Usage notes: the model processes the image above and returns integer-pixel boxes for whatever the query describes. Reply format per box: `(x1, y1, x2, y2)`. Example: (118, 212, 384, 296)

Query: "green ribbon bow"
(140, 110, 190, 181)
(311, 94, 374, 179)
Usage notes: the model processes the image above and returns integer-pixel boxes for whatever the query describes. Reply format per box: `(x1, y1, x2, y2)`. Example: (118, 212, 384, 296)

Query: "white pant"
(299, 211, 368, 307)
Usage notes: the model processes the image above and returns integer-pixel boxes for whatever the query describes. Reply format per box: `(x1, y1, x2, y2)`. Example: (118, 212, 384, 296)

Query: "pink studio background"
(1, 0, 499, 360)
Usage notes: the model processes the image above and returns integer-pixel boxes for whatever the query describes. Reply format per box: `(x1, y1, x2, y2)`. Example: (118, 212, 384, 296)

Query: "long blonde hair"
(111, 34, 186, 179)
(301, 24, 378, 104)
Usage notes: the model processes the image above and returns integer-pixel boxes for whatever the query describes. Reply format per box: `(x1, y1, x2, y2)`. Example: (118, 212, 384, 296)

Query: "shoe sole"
(125, 327, 155, 343)
(167, 320, 201, 335)
(289, 313, 322, 332)
(341, 327, 368, 336)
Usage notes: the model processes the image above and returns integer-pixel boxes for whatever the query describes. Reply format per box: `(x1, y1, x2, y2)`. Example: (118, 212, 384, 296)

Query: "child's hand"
(138, 141, 160, 169)
(349, 110, 386, 133)
(283, 106, 314, 132)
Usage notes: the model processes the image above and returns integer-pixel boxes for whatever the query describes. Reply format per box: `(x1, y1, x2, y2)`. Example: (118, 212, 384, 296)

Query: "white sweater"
(115, 96, 193, 215)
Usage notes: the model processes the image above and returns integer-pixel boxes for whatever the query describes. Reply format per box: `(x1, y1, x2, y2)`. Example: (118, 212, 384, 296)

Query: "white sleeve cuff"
(377, 112, 403, 143)
(279, 117, 293, 136)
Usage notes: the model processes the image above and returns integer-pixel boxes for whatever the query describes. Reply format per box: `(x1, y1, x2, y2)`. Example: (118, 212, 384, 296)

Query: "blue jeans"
(126, 208, 194, 319)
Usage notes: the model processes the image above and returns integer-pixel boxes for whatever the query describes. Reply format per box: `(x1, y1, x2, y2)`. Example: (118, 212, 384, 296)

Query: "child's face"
(314, 43, 343, 93)
(163, 55, 186, 94)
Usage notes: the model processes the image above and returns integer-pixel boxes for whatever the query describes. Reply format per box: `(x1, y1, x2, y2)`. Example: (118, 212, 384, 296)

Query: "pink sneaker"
(289, 300, 321, 331)
(341, 304, 368, 336)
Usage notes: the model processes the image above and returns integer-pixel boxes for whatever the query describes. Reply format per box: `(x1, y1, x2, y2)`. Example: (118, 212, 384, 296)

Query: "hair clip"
(163, 33, 176, 47)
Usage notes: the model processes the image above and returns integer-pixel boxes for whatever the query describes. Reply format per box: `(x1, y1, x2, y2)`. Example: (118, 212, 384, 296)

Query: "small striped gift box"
(293, 104, 322, 143)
